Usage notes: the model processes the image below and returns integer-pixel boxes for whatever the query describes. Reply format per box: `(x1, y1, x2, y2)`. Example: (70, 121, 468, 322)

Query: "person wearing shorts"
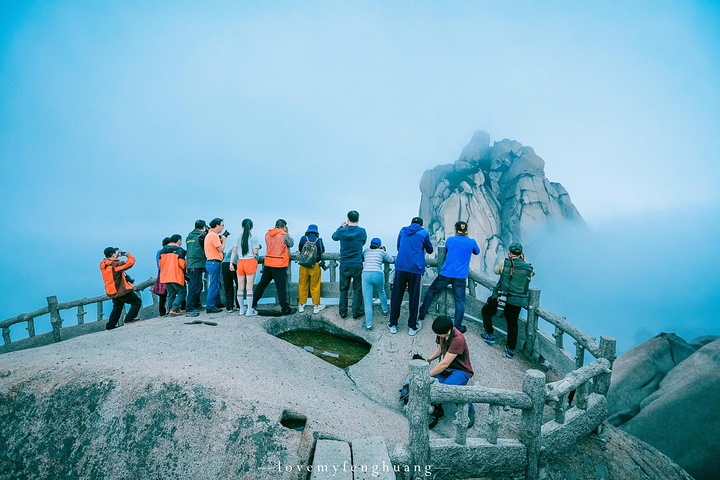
(230, 218, 261, 316)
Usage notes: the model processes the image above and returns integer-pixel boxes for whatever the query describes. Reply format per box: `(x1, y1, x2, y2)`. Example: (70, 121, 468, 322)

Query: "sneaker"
(298, 304, 305, 313)
(206, 307, 222, 314)
(408, 321, 422, 336)
(382, 310, 389, 317)
(168, 310, 183, 317)
(505, 346, 515, 358)
(468, 406, 475, 429)
(365, 324, 374, 331)
(245, 307, 258, 316)
(339, 312, 348, 319)
(281, 308, 297, 316)
(387, 323, 398, 334)
(353, 312, 364, 319)
(457, 325, 467, 334)
(237, 306, 246, 316)
(313, 305, 326, 314)
(185, 310, 200, 317)
(481, 333, 496, 345)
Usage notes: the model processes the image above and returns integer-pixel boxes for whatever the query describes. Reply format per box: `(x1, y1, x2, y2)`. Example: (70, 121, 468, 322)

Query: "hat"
(371, 237, 382, 247)
(509, 243, 523, 254)
(306, 224, 319, 235)
(411, 216, 424, 226)
(455, 221, 468, 235)
(104, 247, 119, 258)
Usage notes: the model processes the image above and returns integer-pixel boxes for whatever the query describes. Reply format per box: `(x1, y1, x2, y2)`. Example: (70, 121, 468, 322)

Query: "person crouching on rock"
(424, 315, 475, 429)
(480, 242, 535, 359)
(100, 247, 142, 330)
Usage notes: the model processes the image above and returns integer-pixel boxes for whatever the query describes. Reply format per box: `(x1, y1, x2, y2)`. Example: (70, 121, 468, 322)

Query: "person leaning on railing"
(481, 243, 535, 359)
(100, 247, 142, 330)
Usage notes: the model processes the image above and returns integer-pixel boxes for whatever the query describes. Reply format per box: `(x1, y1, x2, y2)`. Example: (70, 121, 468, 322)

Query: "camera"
(496, 293, 507, 317)
(222, 230, 231, 238)
(319, 260, 328, 271)
(125, 275, 135, 284)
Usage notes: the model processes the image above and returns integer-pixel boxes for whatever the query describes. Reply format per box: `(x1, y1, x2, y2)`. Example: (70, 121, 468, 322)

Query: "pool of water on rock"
(277, 329, 371, 368)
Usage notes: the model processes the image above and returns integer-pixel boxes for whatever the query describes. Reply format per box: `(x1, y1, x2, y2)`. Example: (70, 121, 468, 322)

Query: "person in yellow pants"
(297, 224, 326, 314)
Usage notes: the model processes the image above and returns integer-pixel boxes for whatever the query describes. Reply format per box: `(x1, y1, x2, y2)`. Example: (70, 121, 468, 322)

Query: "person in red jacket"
(100, 247, 142, 330)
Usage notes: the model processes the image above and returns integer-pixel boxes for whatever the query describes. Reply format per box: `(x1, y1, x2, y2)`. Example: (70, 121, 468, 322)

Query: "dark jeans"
(481, 298, 522, 350)
(222, 262, 239, 310)
(107, 291, 142, 329)
(165, 282, 187, 312)
(186, 267, 205, 313)
(419, 275, 467, 328)
(157, 292, 167, 316)
(252, 265, 290, 312)
(339, 265, 363, 316)
(389, 270, 423, 329)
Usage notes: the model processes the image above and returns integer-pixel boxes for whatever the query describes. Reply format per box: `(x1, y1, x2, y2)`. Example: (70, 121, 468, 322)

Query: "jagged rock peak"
(419, 131, 583, 274)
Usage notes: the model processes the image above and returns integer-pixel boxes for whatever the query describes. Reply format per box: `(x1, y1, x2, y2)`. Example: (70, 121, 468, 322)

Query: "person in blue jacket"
(388, 217, 433, 336)
(419, 221, 480, 333)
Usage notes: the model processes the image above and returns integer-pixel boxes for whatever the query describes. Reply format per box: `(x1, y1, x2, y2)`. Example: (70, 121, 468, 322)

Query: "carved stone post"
(329, 260, 337, 283)
(437, 246, 448, 315)
(407, 359, 431, 480)
(97, 301, 104, 322)
(2, 327, 10, 345)
(26, 316, 35, 337)
(553, 325, 564, 349)
(486, 404, 500, 444)
(521, 370, 545, 480)
(384, 261, 391, 299)
(77, 305, 86, 325)
(454, 403, 468, 445)
(46, 296, 62, 343)
(575, 342, 585, 369)
(595, 336, 617, 396)
(524, 288, 540, 357)
(467, 278, 477, 299)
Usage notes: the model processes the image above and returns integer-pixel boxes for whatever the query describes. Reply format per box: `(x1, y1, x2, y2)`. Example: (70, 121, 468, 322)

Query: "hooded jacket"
(395, 223, 434, 275)
(265, 228, 294, 268)
(331, 225, 367, 267)
(159, 245, 187, 285)
(100, 253, 135, 298)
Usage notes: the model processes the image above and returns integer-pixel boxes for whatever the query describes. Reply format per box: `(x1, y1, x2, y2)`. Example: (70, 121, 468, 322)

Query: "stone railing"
(0, 278, 155, 351)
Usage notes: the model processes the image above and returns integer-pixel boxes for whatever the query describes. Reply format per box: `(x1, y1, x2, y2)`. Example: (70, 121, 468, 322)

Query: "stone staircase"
(311, 436, 395, 480)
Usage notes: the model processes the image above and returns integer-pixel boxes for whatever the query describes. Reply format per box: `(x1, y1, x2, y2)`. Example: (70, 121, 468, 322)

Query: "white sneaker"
(245, 307, 258, 316)
(298, 304, 305, 313)
(313, 305, 326, 314)
(388, 323, 398, 334)
(409, 321, 423, 336)
(237, 306, 246, 316)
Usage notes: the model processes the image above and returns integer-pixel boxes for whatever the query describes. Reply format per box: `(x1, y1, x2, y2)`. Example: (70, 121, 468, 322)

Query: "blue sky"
(1, 1, 719, 351)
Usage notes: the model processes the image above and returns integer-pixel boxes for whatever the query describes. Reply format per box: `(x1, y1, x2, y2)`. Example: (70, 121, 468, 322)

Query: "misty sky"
(1, 1, 719, 353)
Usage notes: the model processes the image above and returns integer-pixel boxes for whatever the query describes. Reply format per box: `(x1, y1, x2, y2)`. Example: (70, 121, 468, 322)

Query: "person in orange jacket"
(100, 247, 142, 330)
(158, 234, 187, 316)
(251, 219, 296, 315)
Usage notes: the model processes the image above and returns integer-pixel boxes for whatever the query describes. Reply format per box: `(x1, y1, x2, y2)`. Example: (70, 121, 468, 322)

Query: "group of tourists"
(99, 210, 536, 428)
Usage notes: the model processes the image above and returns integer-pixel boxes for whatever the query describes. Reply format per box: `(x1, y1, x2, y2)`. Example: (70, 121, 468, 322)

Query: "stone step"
(351, 436, 395, 480)
(311, 439, 352, 480)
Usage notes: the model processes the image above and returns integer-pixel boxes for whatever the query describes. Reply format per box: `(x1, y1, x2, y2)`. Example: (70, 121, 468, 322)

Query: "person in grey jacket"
(361, 238, 393, 330)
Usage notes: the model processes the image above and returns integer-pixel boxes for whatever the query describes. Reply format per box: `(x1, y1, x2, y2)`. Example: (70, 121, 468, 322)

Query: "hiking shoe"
(339, 312, 347, 319)
(382, 310, 389, 317)
(468, 406, 475, 429)
(408, 321, 422, 336)
(298, 304, 305, 313)
(353, 312, 364, 319)
(245, 307, 258, 316)
(281, 308, 297, 316)
(168, 310, 183, 317)
(185, 310, 200, 317)
(313, 305, 326, 314)
(505, 347, 515, 358)
(388, 323, 398, 334)
(457, 325, 467, 334)
(206, 307, 222, 314)
(365, 324, 374, 331)
(481, 333, 496, 344)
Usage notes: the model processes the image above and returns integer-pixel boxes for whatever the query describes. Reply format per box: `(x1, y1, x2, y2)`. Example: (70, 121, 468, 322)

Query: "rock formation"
(419, 131, 583, 274)
(607, 334, 720, 480)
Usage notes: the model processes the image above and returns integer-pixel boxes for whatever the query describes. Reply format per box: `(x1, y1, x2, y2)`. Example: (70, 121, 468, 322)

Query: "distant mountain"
(419, 131, 583, 274)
